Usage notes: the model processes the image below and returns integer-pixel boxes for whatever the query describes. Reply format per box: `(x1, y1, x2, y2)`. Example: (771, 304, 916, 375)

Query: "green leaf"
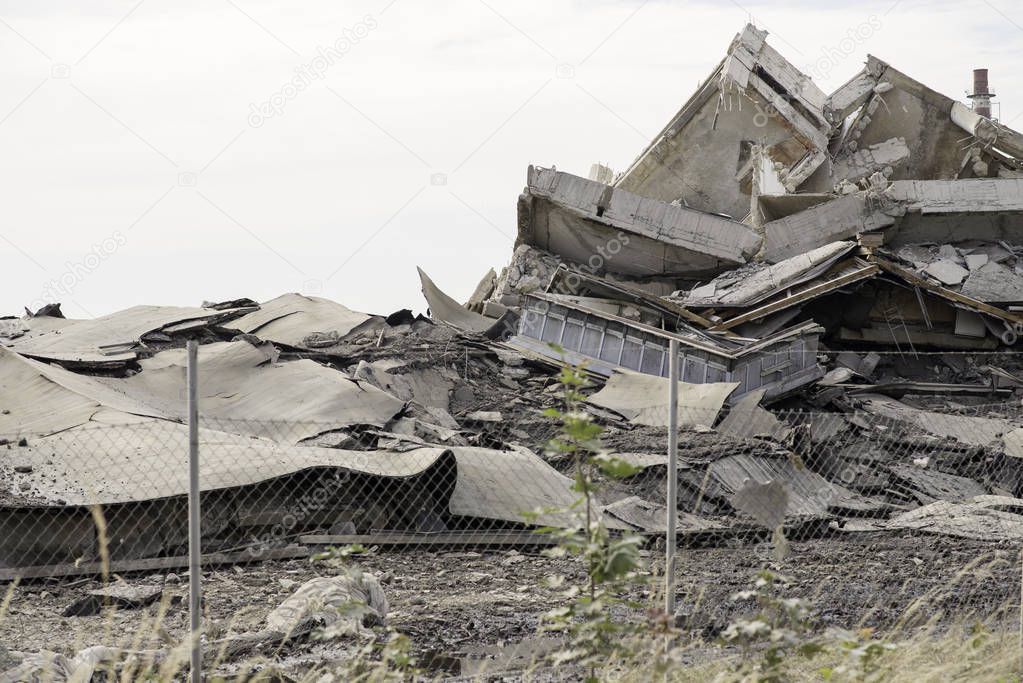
(592, 454, 643, 479)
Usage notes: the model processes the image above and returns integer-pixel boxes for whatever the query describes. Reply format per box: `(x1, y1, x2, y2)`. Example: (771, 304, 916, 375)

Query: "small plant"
(720, 570, 825, 683)
(720, 571, 900, 683)
(820, 627, 897, 682)
(532, 350, 647, 680)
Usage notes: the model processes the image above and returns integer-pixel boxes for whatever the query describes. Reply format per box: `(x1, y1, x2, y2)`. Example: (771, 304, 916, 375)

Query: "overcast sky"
(2, 0, 1022, 320)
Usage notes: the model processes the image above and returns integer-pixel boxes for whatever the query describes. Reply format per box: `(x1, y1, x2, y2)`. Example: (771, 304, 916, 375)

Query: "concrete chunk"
(924, 259, 969, 285)
(961, 262, 1023, 303)
(965, 253, 989, 271)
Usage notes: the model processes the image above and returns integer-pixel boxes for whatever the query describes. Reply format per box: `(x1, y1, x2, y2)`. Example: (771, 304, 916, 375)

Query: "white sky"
(2, 0, 1021, 319)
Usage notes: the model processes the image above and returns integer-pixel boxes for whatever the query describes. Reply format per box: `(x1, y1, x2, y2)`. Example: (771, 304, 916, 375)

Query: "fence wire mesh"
(3, 366, 1023, 679)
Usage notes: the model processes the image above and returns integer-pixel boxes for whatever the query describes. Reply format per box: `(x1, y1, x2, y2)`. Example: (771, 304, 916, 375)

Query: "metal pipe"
(665, 339, 679, 618)
(187, 340, 202, 683)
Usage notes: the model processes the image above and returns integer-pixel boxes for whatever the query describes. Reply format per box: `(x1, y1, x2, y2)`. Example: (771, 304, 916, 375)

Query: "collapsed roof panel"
(762, 179, 1023, 262)
(2, 423, 580, 531)
(519, 166, 761, 278)
(761, 191, 900, 262)
(223, 293, 377, 349)
(1, 304, 254, 367)
(4, 341, 406, 443)
(675, 241, 857, 308)
(3, 423, 447, 507)
(613, 25, 829, 218)
(0, 346, 103, 437)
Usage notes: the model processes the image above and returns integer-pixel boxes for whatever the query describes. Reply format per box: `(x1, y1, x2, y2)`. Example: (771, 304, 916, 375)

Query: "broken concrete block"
(63, 583, 164, 617)
(961, 262, 1023, 303)
(465, 268, 497, 313)
(923, 259, 969, 285)
(937, 244, 960, 261)
(965, 253, 989, 271)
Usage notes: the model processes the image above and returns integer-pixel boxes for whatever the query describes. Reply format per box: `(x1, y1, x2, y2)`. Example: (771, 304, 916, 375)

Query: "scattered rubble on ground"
(3, 22, 1023, 675)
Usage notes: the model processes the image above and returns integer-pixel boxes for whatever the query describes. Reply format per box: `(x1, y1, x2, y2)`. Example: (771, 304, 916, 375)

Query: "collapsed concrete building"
(422, 24, 1023, 392)
(4, 24, 1023, 575)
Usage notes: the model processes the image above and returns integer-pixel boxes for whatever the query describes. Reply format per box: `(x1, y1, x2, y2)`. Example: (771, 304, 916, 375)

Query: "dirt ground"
(1, 531, 1018, 678)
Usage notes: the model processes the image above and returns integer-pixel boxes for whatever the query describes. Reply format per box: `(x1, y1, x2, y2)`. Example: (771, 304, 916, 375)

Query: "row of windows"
(520, 300, 816, 394)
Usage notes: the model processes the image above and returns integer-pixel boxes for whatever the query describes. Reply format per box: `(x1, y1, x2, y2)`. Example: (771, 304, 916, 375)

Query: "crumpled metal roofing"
(0, 341, 406, 444)
(2, 305, 252, 365)
(1, 424, 580, 527)
(223, 293, 375, 348)
(707, 454, 886, 517)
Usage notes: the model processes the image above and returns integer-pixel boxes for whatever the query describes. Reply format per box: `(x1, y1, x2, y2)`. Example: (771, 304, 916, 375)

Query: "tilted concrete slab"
(519, 166, 761, 278)
(762, 192, 900, 262)
(764, 179, 1023, 261)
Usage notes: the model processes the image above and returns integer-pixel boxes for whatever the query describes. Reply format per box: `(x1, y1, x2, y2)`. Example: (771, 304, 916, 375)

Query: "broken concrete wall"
(809, 56, 1023, 193)
(762, 192, 900, 262)
(614, 24, 829, 219)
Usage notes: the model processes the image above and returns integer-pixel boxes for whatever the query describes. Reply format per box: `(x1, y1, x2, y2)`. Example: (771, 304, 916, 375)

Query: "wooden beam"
(710, 262, 879, 331)
(872, 257, 1023, 325)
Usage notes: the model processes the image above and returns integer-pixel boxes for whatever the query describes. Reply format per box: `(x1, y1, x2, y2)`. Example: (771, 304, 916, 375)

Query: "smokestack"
(969, 68, 993, 118)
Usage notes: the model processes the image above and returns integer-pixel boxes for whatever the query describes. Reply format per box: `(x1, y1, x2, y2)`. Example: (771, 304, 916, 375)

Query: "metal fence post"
(665, 339, 679, 618)
(187, 340, 202, 682)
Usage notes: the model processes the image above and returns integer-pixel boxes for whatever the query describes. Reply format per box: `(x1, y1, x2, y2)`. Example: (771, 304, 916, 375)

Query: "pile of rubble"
(5, 24, 1023, 576)
(416, 25, 1023, 540)
(443, 26, 1023, 395)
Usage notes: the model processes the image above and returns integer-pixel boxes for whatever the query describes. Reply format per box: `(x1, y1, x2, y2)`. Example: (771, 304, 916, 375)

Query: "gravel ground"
(0, 532, 1017, 678)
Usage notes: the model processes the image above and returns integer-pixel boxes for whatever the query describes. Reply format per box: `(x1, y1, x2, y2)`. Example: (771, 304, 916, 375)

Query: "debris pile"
(416, 25, 1023, 538)
(4, 23, 1023, 580)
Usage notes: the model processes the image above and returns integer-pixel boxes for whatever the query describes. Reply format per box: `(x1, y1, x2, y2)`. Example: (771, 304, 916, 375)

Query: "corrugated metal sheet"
(224, 293, 375, 348)
(587, 371, 736, 427)
(707, 454, 886, 517)
(2, 428, 580, 528)
(3, 422, 447, 507)
(4, 305, 253, 364)
(4, 341, 405, 444)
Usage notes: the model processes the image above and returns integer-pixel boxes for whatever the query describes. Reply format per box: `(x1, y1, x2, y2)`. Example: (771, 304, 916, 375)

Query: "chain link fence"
(3, 354, 1023, 679)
